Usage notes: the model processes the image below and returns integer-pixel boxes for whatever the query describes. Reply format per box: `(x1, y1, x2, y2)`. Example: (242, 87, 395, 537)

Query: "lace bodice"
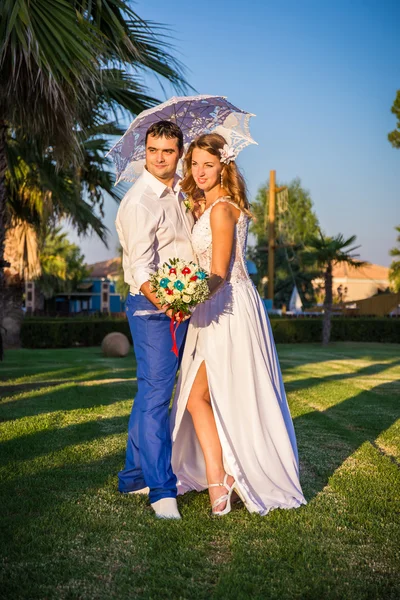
(191, 198, 251, 286)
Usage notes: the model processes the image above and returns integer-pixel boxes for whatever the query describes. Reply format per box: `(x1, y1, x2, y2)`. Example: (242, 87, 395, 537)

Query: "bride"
(170, 133, 306, 516)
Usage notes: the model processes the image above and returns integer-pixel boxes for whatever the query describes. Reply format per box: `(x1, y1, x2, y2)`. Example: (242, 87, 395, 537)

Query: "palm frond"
(74, 0, 192, 93)
(0, 0, 104, 155)
(94, 68, 159, 120)
(302, 231, 367, 270)
(6, 131, 109, 242)
(4, 218, 41, 280)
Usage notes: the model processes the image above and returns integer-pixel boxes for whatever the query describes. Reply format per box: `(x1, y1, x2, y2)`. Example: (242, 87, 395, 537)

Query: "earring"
(220, 172, 224, 188)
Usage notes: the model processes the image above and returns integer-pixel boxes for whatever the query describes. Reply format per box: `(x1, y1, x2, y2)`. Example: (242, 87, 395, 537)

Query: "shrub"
(21, 318, 132, 348)
(20, 317, 400, 348)
(330, 318, 400, 344)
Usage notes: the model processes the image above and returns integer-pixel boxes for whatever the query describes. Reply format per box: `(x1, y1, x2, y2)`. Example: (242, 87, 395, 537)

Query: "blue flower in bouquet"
(160, 278, 170, 288)
(174, 280, 185, 291)
(195, 271, 206, 280)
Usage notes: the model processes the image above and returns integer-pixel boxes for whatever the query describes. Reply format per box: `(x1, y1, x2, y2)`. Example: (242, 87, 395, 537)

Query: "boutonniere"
(183, 198, 193, 213)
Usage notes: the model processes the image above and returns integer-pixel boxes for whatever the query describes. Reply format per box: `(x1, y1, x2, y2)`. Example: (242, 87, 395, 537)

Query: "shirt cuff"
(132, 266, 154, 290)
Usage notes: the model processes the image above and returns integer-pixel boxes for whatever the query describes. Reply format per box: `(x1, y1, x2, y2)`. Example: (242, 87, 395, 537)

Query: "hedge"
(272, 318, 400, 344)
(21, 318, 132, 349)
(20, 317, 400, 348)
(329, 318, 400, 344)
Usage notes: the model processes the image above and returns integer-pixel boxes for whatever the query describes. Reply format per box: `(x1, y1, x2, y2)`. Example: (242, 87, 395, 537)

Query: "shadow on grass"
(0, 413, 130, 467)
(0, 365, 137, 392)
(294, 378, 399, 499)
(286, 359, 400, 395)
(0, 376, 137, 421)
(0, 450, 129, 549)
(278, 342, 399, 370)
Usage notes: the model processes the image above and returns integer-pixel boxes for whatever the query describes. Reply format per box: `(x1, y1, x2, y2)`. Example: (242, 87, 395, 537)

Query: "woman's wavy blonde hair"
(181, 133, 252, 217)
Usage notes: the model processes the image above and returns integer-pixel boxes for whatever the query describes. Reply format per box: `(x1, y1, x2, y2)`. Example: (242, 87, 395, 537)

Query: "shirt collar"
(142, 167, 181, 198)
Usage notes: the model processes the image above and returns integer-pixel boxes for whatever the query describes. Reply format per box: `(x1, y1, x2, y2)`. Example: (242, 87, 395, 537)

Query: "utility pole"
(268, 170, 276, 304)
(266, 171, 287, 307)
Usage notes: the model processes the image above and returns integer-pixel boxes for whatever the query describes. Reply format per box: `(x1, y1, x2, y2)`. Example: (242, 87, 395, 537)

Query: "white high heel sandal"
(209, 474, 236, 516)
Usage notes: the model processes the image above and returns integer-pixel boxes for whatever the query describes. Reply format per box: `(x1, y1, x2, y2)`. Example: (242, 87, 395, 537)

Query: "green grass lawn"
(0, 343, 399, 600)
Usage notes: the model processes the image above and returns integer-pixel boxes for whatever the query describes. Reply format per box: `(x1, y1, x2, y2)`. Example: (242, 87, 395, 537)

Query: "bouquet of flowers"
(150, 258, 209, 355)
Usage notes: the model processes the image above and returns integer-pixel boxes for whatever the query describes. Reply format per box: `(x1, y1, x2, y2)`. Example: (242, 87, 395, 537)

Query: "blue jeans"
(118, 294, 189, 503)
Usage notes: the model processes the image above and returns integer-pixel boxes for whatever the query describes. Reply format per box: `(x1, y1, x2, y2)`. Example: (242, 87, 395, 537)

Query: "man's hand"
(139, 281, 190, 322)
(139, 281, 164, 310)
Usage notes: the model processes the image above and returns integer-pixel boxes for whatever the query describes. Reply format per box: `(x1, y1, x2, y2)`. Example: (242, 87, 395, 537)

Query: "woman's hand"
(162, 306, 190, 322)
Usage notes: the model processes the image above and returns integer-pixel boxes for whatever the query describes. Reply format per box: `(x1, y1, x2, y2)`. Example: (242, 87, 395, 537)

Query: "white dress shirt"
(115, 168, 195, 296)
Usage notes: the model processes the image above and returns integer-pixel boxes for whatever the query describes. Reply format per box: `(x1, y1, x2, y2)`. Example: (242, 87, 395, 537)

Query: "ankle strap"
(208, 473, 232, 491)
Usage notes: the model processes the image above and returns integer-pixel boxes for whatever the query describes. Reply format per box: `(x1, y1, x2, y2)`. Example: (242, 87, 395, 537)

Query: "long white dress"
(170, 198, 306, 515)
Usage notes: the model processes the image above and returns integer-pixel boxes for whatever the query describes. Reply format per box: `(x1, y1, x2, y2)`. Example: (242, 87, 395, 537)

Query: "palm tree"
(4, 124, 127, 340)
(0, 0, 101, 356)
(0, 0, 191, 356)
(302, 231, 366, 345)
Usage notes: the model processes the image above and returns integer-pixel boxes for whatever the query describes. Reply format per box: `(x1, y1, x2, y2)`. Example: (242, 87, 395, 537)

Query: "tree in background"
(5, 223, 88, 297)
(3, 223, 88, 342)
(388, 91, 400, 148)
(249, 178, 320, 307)
(116, 246, 130, 302)
(389, 225, 400, 293)
(36, 227, 88, 300)
(0, 0, 190, 355)
(302, 232, 365, 345)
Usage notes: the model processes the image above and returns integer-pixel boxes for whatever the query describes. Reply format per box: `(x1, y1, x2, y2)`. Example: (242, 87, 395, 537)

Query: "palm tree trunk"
(322, 261, 333, 345)
(0, 119, 9, 360)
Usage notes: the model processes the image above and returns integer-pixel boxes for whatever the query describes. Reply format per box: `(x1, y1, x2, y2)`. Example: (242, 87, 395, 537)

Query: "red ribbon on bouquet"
(169, 311, 184, 357)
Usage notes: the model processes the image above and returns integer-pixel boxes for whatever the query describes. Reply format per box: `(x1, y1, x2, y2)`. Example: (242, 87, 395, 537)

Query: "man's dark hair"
(145, 120, 184, 151)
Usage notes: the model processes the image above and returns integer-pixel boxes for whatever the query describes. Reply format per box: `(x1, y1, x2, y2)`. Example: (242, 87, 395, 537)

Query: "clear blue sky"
(72, 0, 400, 267)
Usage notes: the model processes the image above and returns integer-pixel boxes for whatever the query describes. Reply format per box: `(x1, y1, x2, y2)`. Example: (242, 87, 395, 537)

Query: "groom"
(116, 121, 194, 519)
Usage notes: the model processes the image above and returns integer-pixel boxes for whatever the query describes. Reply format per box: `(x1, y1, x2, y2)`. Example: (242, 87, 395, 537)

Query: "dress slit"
(171, 346, 261, 510)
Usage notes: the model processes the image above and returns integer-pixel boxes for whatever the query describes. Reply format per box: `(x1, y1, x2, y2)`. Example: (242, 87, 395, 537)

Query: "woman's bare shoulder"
(210, 199, 240, 223)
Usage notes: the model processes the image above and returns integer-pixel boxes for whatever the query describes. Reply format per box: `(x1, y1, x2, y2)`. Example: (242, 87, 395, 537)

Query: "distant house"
(61, 258, 125, 315)
(25, 258, 125, 315)
(313, 262, 389, 302)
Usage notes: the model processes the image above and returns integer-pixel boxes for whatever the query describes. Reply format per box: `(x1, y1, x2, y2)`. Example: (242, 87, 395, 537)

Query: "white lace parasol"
(107, 95, 257, 184)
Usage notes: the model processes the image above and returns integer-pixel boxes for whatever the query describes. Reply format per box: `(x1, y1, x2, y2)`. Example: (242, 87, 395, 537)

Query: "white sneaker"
(151, 497, 181, 520)
(126, 487, 150, 495)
